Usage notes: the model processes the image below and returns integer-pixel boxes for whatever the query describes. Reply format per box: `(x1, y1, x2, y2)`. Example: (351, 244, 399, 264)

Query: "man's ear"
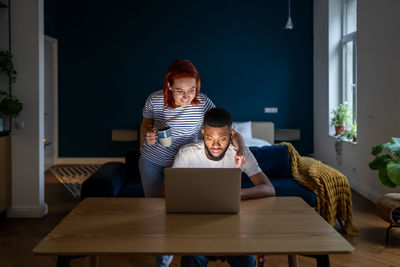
(201, 128, 205, 136)
(230, 129, 235, 136)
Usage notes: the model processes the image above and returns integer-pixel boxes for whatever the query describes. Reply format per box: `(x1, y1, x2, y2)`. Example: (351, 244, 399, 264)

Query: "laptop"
(164, 168, 241, 214)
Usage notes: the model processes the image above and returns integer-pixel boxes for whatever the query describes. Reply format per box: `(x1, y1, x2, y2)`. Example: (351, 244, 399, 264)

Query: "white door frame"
(44, 35, 58, 167)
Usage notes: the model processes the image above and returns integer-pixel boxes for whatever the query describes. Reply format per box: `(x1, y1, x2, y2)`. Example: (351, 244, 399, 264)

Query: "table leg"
(90, 256, 99, 267)
(57, 256, 71, 267)
(386, 224, 393, 243)
(288, 255, 299, 267)
(303, 255, 330, 267)
(315, 255, 330, 267)
(57, 255, 90, 267)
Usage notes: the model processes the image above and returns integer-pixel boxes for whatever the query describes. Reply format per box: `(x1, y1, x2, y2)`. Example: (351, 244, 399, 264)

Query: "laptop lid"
(164, 168, 241, 214)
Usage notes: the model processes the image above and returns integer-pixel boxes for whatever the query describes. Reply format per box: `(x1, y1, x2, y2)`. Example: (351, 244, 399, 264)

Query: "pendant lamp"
(285, 0, 294, 29)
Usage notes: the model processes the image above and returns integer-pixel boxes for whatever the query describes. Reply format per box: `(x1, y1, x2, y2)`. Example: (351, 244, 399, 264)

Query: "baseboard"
(55, 157, 125, 165)
(348, 177, 381, 204)
(7, 203, 48, 218)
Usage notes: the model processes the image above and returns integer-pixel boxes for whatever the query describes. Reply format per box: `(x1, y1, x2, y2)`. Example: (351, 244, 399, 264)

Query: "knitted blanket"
(281, 142, 358, 236)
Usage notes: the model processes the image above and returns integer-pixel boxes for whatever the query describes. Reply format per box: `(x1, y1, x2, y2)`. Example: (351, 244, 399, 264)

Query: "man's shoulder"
(178, 141, 204, 154)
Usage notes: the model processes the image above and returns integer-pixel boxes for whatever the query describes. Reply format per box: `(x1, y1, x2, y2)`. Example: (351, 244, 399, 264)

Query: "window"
(342, 0, 357, 130)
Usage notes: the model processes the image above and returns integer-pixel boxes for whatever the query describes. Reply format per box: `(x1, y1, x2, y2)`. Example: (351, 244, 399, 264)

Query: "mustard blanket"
(281, 142, 358, 236)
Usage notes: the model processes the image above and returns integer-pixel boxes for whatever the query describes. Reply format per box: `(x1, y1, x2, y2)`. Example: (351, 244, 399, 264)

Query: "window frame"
(341, 0, 357, 126)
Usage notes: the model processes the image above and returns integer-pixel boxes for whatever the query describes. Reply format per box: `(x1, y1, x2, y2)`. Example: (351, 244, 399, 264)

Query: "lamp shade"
(285, 17, 294, 29)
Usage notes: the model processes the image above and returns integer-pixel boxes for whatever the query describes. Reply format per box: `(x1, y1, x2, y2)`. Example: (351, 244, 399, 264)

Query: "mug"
(158, 127, 172, 147)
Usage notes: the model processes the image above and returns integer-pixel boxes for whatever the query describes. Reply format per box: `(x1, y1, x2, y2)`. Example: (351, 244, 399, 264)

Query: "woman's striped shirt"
(141, 90, 215, 167)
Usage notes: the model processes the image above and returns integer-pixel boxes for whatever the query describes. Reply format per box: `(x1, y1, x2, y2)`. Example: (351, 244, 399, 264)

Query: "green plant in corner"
(331, 102, 351, 136)
(369, 137, 400, 188)
(0, 50, 23, 118)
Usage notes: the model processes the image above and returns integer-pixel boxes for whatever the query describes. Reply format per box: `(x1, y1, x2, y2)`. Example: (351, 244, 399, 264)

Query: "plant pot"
(377, 193, 400, 243)
(353, 137, 357, 142)
(335, 125, 345, 136)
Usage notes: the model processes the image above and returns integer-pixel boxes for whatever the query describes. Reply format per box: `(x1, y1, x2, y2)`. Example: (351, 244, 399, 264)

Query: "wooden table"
(33, 197, 353, 267)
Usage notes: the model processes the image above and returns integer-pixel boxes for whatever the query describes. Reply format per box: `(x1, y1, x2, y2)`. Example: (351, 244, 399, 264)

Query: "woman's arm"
(231, 129, 247, 167)
(140, 117, 156, 147)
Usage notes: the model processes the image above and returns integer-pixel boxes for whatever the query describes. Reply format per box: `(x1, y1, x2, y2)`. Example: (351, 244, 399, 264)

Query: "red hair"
(163, 59, 201, 108)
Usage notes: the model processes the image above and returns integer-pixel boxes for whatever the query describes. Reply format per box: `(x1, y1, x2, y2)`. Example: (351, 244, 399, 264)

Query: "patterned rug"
(50, 165, 101, 198)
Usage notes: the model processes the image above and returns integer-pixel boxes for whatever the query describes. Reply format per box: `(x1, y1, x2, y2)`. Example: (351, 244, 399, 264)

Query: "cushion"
(232, 121, 252, 139)
(241, 176, 316, 207)
(249, 145, 291, 178)
(270, 178, 317, 207)
(81, 162, 126, 199)
(117, 181, 145, 197)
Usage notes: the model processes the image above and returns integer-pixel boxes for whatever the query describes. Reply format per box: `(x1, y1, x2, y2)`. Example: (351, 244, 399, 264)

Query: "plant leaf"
(392, 137, 400, 144)
(387, 160, 400, 185)
(371, 144, 384, 156)
(388, 141, 400, 158)
(379, 168, 397, 188)
(369, 155, 392, 170)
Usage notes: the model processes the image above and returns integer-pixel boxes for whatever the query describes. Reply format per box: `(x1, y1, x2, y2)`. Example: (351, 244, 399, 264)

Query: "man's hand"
(145, 127, 157, 145)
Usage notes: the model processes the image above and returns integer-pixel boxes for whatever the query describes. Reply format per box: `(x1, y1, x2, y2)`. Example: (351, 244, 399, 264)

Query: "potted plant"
(369, 137, 400, 188)
(331, 102, 350, 136)
(349, 122, 357, 142)
(369, 138, 400, 242)
(341, 122, 357, 142)
(0, 50, 23, 132)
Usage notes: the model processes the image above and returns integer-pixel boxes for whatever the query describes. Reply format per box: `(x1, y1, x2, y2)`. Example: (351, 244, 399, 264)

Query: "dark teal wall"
(44, 0, 58, 38)
(45, 0, 313, 157)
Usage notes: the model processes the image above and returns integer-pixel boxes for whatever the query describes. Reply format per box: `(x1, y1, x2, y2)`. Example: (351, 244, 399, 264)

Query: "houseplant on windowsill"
(331, 102, 350, 136)
(348, 122, 357, 142)
(340, 122, 357, 143)
(0, 50, 23, 133)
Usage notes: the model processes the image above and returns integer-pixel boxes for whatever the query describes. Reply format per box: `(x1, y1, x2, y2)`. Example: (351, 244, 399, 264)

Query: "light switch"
(264, 107, 278, 113)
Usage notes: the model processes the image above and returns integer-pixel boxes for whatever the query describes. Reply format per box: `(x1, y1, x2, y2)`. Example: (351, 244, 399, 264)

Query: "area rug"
(50, 165, 101, 198)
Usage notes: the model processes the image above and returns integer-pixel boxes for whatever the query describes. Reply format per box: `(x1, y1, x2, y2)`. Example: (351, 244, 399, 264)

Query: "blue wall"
(44, 0, 58, 38)
(45, 0, 313, 156)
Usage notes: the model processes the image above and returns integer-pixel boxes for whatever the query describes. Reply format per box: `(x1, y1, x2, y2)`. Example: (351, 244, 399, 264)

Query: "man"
(172, 107, 275, 267)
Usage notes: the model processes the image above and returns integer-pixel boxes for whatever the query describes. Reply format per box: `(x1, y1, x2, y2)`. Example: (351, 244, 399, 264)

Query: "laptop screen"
(164, 168, 241, 213)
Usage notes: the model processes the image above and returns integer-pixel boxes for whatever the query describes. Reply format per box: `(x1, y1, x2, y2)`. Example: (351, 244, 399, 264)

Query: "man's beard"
(204, 139, 231, 161)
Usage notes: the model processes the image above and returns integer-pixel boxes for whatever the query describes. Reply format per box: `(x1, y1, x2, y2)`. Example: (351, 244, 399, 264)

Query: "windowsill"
(329, 134, 358, 145)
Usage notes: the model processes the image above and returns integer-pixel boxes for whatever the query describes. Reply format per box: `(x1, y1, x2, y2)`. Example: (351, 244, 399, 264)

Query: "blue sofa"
(81, 145, 316, 207)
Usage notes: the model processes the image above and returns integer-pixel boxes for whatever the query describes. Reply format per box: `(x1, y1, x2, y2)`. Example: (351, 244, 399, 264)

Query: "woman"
(139, 59, 246, 267)
(139, 59, 246, 198)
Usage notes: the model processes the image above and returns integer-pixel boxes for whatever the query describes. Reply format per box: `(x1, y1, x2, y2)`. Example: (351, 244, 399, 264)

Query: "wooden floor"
(1, 170, 400, 267)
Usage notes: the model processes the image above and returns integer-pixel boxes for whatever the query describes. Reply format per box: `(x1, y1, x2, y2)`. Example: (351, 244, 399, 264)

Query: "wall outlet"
(264, 107, 278, 113)
(15, 121, 24, 130)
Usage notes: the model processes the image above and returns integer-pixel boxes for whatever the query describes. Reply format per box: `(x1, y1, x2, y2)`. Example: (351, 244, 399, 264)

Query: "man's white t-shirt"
(172, 141, 262, 177)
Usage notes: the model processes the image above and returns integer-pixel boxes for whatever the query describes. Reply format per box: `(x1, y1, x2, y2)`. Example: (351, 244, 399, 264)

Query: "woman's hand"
(140, 118, 157, 146)
(145, 128, 157, 145)
(235, 148, 248, 168)
(231, 129, 248, 168)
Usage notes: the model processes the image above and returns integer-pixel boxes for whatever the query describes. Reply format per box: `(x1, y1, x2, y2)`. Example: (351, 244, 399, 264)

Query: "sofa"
(81, 144, 317, 207)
